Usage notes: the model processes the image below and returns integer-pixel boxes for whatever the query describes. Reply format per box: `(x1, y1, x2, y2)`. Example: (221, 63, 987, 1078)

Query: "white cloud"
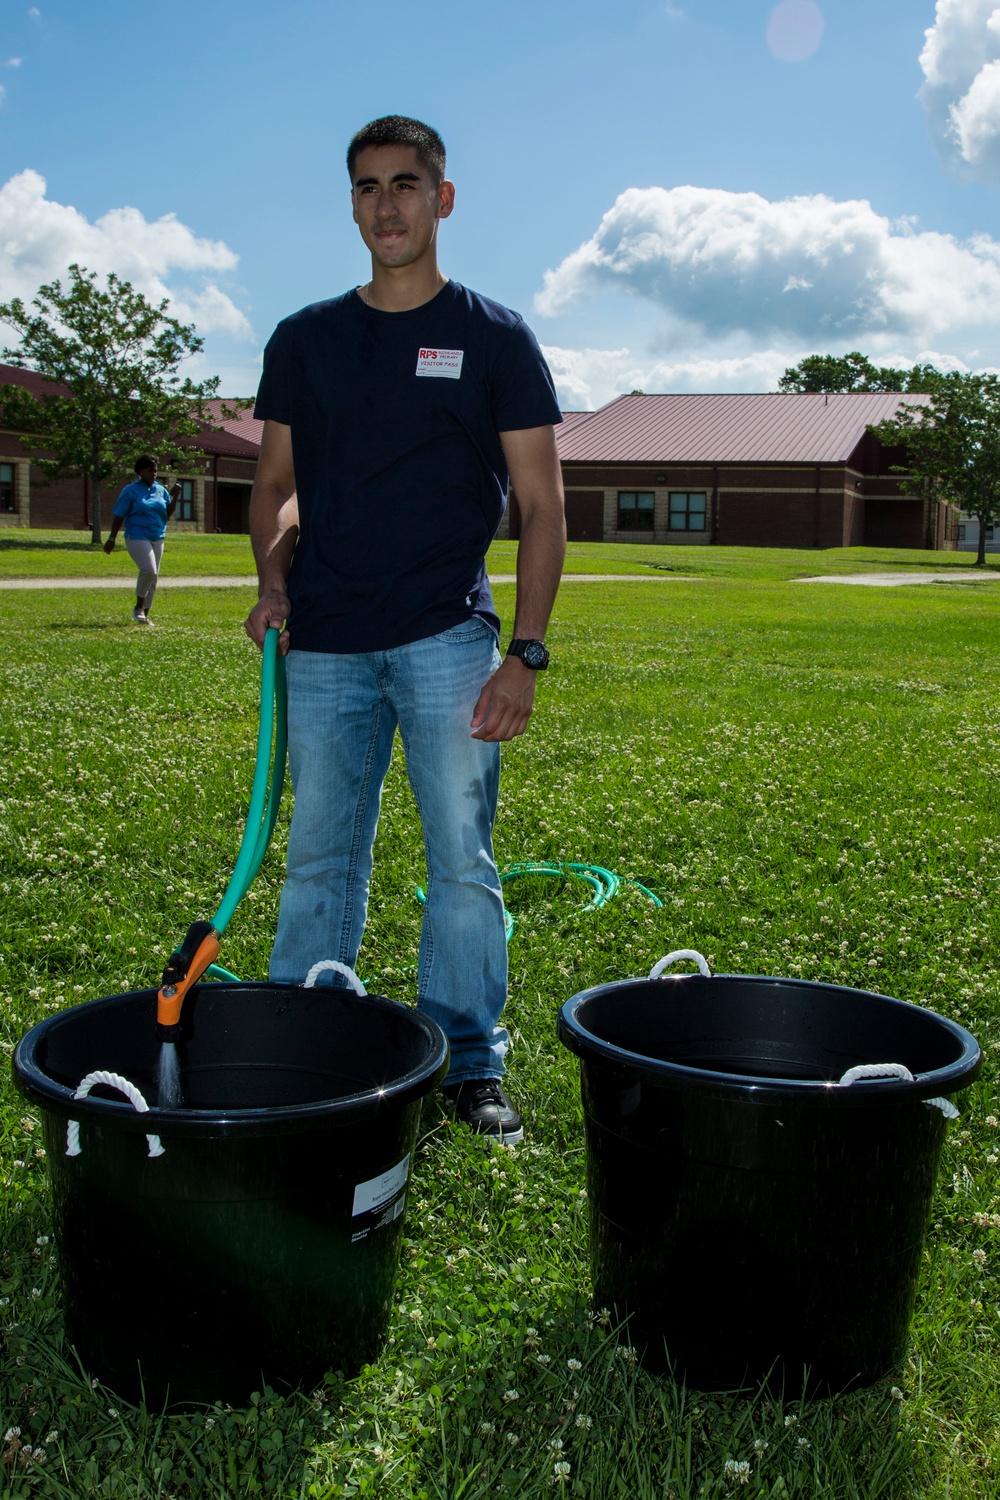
(766, 1, 824, 63)
(919, 0, 1000, 182)
(535, 183, 1000, 346)
(0, 169, 252, 339)
(543, 345, 798, 409)
(6, 57, 22, 67)
(27, 7, 39, 17)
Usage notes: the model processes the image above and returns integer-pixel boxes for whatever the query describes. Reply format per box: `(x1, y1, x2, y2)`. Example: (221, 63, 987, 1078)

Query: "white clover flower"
(797, 1437, 811, 1451)
(986, 1116, 998, 1128)
(44, 1432, 58, 1445)
(889, 1388, 904, 1401)
(567, 1358, 582, 1371)
(723, 1459, 751, 1485)
(107, 1409, 118, 1419)
(575, 1413, 593, 1429)
(479, 1421, 495, 1437)
(3, 1428, 20, 1442)
(536, 1353, 552, 1365)
(503, 1389, 519, 1403)
(784, 1414, 797, 1427)
(506, 1432, 520, 1445)
(753, 1437, 768, 1452)
(552, 1460, 571, 1484)
(973, 1248, 987, 1266)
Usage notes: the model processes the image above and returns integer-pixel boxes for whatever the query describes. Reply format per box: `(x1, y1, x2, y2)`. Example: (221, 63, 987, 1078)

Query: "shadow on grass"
(0, 538, 99, 553)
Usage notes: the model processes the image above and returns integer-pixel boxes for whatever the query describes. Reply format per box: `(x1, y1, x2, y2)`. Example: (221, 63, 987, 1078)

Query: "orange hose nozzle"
(157, 931, 220, 1027)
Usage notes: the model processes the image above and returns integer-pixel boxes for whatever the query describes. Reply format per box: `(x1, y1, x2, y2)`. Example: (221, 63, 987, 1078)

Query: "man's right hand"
(245, 590, 291, 654)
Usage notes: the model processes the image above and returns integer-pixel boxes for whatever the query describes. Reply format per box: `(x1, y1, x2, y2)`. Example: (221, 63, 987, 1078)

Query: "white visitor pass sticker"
(415, 347, 463, 379)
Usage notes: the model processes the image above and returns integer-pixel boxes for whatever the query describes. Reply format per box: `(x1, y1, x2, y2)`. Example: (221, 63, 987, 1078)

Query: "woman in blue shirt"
(104, 454, 180, 624)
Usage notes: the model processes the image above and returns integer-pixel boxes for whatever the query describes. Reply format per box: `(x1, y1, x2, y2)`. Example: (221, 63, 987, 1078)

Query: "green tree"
(869, 369, 1000, 566)
(0, 264, 242, 543)
(778, 351, 912, 393)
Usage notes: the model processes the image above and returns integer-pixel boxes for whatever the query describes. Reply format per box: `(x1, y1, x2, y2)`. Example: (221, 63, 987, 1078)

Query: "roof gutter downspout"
(814, 464, 822, 549)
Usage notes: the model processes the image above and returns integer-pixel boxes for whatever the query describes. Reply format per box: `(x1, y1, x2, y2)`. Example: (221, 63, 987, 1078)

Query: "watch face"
(523, 641, 548, 668)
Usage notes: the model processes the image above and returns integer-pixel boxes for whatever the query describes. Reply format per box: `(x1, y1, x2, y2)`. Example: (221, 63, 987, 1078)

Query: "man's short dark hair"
(134, 454, 157, 473)
(347, 116, 446, 187)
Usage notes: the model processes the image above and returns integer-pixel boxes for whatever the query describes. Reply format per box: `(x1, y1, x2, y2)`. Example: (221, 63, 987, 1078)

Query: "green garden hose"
(211, 627, 287, 935)
(415, 859, 663, 942)
(159, 628, 287, 1006)
(164, 629, 663, 1001)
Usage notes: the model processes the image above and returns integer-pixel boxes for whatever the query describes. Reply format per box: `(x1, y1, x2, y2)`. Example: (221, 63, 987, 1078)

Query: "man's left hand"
(470, 657, 537, 742)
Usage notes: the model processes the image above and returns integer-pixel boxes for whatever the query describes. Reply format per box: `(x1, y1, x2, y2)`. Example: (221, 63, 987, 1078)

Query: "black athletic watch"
(506, 638, 550, 671)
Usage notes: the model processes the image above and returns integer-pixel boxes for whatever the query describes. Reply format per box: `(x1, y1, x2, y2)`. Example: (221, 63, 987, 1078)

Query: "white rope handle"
(648, 949, 712, 980)
(303, 959, 367, 995)
(838, 1062, 959, 1117)
(66, 1070, 164, 1158)
(839, 1063, 914, 1085)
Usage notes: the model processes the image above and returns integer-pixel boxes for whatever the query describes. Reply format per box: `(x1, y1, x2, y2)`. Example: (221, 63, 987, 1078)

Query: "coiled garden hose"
(416, 859, 663, 942)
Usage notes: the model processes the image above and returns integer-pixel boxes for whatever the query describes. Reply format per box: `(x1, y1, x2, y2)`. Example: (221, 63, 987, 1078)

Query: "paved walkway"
(801, 572, 1000, 586)
(0, 572, 701, 590)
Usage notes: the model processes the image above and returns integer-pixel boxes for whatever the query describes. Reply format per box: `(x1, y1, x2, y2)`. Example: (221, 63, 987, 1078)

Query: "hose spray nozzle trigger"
(157, 921, 221, 1028)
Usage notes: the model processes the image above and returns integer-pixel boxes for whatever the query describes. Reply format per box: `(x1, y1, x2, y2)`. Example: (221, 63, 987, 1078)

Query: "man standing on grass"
(244, 116, 565, 1143)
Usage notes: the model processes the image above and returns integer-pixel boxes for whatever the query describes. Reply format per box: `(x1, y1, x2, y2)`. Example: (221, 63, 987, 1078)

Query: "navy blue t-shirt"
(253, 280, 562, 653)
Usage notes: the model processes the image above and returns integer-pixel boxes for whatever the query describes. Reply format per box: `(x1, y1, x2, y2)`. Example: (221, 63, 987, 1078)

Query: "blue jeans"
(270, 619, 509, 1082)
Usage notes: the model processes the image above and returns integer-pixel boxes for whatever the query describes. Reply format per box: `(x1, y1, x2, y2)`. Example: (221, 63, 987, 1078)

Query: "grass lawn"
(1, 559, 999, 1497)
(2, 528, 1000, 583)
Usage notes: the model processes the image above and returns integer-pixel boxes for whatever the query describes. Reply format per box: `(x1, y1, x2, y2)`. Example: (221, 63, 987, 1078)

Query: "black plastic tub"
(13, 982, 449, 1408)
(557, 962, 981, 1395)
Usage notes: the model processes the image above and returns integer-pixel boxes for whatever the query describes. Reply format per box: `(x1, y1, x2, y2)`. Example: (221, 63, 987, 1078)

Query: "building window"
(669, 492, 707, 531)
(0, 463, 14, 512)
(986, 526, 995, 541)
(176, 479, 195, 522)
(957, 524, 966, 541)
(618, 491, 654, 530)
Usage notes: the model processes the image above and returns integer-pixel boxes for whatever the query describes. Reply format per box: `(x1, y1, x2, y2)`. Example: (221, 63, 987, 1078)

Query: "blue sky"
(2, 0, 999, 407)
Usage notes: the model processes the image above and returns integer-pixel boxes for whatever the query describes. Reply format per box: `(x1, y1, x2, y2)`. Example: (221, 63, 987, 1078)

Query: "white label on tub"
(352, 1153, 410, 1217)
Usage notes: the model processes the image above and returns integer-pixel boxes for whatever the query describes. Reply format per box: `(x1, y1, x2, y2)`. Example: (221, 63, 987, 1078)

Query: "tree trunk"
(977, 512, 987, 567)
(90, 473, 102, 546)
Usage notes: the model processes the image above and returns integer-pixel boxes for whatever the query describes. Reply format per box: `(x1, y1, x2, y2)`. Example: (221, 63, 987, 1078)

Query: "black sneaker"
(442, 1078, 524, 1145)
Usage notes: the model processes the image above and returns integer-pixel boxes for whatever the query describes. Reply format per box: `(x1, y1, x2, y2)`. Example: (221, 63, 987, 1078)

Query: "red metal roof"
(555, 391, 931, 465)
(0, 361, 70, 399)
(0, 366, 261, 459)
(195, 398, 262, 458)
